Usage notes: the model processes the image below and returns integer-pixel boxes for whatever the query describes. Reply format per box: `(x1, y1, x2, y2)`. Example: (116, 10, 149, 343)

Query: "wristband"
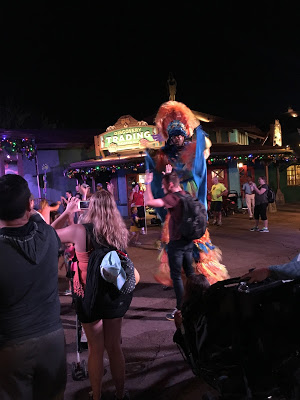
(144, 182, 150, 185)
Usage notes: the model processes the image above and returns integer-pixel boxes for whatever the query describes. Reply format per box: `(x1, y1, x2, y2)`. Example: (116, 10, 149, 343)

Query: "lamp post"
(42, 164, 49, 199)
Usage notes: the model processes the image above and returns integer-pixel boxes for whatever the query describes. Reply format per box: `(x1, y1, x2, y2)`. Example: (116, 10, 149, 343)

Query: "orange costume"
(146, 101, 229, 286)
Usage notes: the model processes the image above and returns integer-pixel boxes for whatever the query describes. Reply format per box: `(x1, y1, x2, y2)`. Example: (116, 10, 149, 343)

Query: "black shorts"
(254, 203, 268, 221)
(137, 206, 145, 228)
(137, 206, 145, 219)
(210, 201, 222, 212)
(75, 291, 133, 323)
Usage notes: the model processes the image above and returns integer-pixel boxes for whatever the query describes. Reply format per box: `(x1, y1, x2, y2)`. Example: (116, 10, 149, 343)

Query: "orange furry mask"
(155, 101, 199, 140)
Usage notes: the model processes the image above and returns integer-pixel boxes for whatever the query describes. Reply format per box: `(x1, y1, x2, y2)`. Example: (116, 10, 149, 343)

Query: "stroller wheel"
(71, 360, 89, 381)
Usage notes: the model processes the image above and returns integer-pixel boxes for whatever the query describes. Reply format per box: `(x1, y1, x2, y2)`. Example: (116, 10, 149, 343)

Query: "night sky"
(1, 2, 299, 131)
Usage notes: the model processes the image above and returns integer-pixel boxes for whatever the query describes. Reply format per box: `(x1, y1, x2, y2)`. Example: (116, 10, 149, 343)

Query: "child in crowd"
(129, 206, 141, 246)
(174, 274, 210, 330)
(173, 274, 210, 361)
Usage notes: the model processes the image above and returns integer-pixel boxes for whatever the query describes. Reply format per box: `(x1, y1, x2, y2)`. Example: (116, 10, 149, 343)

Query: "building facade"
(1, 110, 299, 217)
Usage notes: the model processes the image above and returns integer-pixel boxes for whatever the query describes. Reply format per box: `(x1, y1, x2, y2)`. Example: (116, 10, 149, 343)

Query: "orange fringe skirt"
(154, 214, 229, 286)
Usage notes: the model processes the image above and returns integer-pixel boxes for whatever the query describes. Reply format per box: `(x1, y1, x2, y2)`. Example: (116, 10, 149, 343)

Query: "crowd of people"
(0, 101, 296, 400)
(0, 175, 137, 400)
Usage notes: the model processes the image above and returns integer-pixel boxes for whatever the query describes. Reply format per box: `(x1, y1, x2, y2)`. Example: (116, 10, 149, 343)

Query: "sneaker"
(134, 241, 142, 246)
(141, 228, 146, 235)
(249, 216, 253, 220)
(250, 227, 259, 231)
(217, 221, 222, 226)
(259, 227, 269, 232)
(212, 220, 217, 225)
(63, 289, 72, 296)
(166, 308, 178, 321)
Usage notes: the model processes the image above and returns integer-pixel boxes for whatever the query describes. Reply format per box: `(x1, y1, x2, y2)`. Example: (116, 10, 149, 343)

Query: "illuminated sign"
(95, 126, 162, 154)
(94, 115, 164, 157)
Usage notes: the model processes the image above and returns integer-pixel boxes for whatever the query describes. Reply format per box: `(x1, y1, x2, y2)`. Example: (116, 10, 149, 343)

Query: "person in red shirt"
(129, 183, 145, 234)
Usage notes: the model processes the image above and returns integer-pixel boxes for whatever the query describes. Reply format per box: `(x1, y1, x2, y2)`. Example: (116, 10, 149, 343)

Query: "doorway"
(126, 173, 146, 215)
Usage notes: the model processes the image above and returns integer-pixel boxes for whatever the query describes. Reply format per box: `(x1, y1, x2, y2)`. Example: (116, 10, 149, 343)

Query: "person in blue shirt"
(243, 253, 300, 283)
(242, 176, 255, 220)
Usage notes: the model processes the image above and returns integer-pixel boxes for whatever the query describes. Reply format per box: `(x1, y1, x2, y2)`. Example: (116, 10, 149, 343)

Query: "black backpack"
(75, 224, 135, 322)
(267, 186, 275, 203)
(175, 192, 207, 241)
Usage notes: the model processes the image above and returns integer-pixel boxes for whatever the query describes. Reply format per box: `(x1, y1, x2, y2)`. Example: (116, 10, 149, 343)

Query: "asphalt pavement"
(59, 203, 300, 400)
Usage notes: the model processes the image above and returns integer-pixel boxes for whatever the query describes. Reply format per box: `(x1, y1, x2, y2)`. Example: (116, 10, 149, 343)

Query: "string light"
(0, 137, 37, 160)
(65, 152, 299, 178)
(65, 162, 145, 178)
(207, 153, 298, 165)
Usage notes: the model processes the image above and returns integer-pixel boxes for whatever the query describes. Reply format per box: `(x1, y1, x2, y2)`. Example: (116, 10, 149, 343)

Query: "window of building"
(287, 165, 300, 186)
(238, 131, 249, 145)
(221, 130, 229, 142)
(208, 131, 217, 143)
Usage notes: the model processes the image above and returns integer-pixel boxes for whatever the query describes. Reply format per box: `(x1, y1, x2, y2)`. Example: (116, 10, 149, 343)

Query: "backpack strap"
(82, 223, 112, 252)
(174, 191, 189, 199)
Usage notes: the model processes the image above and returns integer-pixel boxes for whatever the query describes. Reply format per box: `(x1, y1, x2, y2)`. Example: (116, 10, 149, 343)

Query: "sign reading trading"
(97, 126, 161, 153)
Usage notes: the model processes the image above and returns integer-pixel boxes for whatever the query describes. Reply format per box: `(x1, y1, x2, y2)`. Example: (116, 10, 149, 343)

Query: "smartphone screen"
(78, 201, 90, 210)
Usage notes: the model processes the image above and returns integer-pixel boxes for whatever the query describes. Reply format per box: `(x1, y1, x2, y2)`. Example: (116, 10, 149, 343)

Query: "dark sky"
(1, 2, 299, 130)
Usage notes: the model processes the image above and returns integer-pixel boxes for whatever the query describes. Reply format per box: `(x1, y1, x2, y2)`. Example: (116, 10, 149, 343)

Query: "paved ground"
(59, 203, 300, 400)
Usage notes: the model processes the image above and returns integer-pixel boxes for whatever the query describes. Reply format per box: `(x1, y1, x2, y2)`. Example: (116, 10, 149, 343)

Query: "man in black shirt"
(0, 174, 66, 400)
(144, 169, 195, 321)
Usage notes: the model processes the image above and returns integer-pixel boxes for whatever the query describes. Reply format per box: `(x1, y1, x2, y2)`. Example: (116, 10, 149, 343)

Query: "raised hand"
(162, 164, 173, 175)
(65, 197, 79, 214)
(145, 171, 153, 184)
(165, 164, 172, 174)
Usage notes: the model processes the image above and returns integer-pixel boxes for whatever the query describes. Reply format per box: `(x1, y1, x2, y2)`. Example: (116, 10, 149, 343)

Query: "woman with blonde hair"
(52, 190, 134, 400)
(38, 198, 61, 224)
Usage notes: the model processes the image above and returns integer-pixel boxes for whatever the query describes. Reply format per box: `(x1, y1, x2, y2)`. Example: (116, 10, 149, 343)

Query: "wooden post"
(275, 164, 285, 204)
(276, 165, 280, 190)
(34, 154, 41, 199)
(264, 162, 269, 184)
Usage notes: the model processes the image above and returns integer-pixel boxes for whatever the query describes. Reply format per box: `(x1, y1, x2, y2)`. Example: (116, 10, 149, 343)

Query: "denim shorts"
(0, 328, 66, 400)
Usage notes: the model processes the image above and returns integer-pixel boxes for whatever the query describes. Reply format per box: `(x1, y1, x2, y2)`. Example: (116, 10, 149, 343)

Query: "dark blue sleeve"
(192, 125, 208, 210)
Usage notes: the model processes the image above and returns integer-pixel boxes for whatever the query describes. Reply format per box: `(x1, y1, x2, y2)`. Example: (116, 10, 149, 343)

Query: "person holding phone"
(80, 184, 92, 200)
(51, 192, 133, 400)
(249, 176, 269, 233)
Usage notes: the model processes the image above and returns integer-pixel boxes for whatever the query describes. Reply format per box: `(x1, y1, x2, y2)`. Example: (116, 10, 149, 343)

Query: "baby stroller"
(67, 257, 89, 381)
(222, 190, 239, 216)
(174, 276, 300, 399)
